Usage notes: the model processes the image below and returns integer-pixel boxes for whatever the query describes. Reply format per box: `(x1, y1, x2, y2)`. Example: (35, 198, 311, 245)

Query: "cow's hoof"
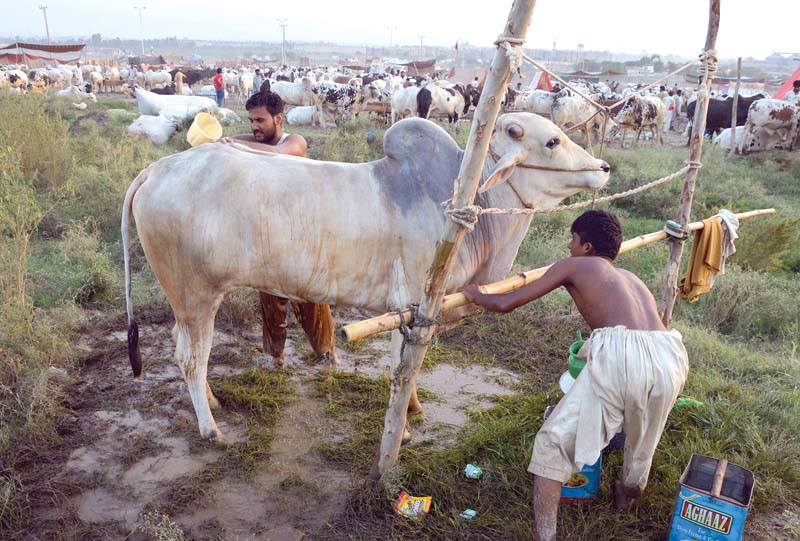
(208, 395, 221, 411)
(407, 403, 423, 415)
(401, 426, 412, 446)
(273, 355, 285, 369)
(207, 430, 227, 445)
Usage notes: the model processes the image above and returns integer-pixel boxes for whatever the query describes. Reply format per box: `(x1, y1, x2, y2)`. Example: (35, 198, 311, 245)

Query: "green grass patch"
(318, 321, 800, 540)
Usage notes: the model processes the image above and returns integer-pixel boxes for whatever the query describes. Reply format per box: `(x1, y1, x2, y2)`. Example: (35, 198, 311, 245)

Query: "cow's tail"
(121, 169, 149, 378)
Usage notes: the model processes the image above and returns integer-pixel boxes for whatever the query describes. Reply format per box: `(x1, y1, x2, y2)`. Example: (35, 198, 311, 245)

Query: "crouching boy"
(461, 210, 688, 541)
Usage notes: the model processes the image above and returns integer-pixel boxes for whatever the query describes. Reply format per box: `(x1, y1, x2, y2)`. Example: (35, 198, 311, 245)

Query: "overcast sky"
(1, 0, 795, 60)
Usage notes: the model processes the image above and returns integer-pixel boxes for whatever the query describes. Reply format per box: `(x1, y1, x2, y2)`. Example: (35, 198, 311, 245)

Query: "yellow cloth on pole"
(679, 218, 724, 302)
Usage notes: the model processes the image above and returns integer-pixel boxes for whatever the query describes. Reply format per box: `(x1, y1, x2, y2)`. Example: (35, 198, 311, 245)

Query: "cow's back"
(131, 133, 456, 311)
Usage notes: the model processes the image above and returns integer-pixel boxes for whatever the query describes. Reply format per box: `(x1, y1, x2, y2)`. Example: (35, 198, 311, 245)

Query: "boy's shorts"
(528, 326, 688, 490)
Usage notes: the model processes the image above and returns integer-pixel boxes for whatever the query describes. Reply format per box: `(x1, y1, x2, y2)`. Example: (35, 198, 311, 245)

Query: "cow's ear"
(479, 148, 526, 193)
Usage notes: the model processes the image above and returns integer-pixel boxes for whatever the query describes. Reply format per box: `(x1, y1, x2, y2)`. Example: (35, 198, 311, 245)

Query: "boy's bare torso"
(563, 257, 666, 332)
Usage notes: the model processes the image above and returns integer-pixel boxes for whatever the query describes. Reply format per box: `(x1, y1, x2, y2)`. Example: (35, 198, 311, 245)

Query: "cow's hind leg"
(173, 296, 225, 441)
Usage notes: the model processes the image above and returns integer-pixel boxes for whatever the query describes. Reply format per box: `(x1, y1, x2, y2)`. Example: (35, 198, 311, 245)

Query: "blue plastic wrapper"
(459, 509, 477, 519)
(464, 464, 483, 479)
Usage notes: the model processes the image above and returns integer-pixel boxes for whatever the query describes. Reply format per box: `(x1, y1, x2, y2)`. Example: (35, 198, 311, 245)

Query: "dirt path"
(23, 303, 518, 539)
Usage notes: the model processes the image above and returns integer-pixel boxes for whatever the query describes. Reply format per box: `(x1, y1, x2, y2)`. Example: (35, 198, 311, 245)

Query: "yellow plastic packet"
(395, 491, 432, 520)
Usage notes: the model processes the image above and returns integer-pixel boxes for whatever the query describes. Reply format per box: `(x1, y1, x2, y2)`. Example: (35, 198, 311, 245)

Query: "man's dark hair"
(216, 68, 222, 74)
(571, 210, 623, 260)
(245, 89, 284, 116)
(794, 80, 800, 87)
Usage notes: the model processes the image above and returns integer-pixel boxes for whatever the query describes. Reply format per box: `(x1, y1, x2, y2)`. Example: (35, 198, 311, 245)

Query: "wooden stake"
(342, 208, 775, 343)
(659, 0, 721, 326)
(728, 57, 742, 157)
(371, 0, 539, 480)
(711, 458, 728, 497)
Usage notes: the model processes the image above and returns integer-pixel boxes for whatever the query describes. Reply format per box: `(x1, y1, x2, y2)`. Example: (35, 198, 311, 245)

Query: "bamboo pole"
(342, 208, 775, 343)
(371, 0, 539, 480)
(728, 57, 742, 157)
(659, 0, 720, 326)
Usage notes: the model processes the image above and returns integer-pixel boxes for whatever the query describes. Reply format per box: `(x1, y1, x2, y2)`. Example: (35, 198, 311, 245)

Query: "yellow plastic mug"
(187, 112, 222, 147)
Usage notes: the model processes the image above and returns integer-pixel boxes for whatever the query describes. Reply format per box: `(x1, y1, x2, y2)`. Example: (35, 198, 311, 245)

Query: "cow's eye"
(546, 137, 561, 149)
(506, 123, 524, 139)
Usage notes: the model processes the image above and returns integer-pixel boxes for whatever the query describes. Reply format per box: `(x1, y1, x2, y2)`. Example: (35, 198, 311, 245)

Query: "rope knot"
(698, 49, 718, 78)
(495, 37, 525, 76)
(685, 160, 703, 170)
(442, 200, 482, 231)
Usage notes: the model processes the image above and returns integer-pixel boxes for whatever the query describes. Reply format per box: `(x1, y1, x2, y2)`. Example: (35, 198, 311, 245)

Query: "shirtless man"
(219, 90, 337, 367)
(461, 210, 688, 541)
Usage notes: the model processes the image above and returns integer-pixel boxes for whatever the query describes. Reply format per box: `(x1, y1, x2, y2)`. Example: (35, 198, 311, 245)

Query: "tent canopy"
(774, 66, 800, 99)
(0, 42, 85, 67)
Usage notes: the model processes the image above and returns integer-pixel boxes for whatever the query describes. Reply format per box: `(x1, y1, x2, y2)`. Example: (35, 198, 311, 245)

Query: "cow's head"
(480, 113, 610, 209)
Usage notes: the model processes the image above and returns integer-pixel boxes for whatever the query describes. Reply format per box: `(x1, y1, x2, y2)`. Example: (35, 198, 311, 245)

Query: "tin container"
(543, 405, 602, 502)
(668, 454, 754, 541)
(560, 457, 602, 502)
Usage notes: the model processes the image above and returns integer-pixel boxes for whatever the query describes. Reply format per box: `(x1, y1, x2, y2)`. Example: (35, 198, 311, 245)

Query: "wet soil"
(21, 303, 522, 539)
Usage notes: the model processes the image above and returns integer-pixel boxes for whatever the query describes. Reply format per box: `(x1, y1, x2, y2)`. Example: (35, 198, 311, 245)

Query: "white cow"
(391, 85, 420, 124)
(144, 70, 172, 90)
(712, 126, 746, 151)
(134, 87, 215, 117)
(270, 78, 314, 106)
(238, 72, 254, 101)
(518, 89, 558, 116)
(56, 84, 97, 103)
(286, 105, 319, 126)
(121, 113, 610, 442)
(550, 94, 611, 152)
(740, 99, 800, 154)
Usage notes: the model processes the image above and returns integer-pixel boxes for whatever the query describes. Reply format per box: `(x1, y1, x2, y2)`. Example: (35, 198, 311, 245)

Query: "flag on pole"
(454, 40, 459, 51)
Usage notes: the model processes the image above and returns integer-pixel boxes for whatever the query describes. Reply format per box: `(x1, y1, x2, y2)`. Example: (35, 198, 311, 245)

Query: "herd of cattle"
(2, 61, 799, 154)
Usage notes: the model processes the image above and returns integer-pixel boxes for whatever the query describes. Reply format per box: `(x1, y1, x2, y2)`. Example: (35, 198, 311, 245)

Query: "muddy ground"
(21, 300, 529, 540)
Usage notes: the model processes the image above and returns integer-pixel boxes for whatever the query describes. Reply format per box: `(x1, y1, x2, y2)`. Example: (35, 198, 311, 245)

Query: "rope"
(697, 49, 718, 79)
(475, 162, 700, 216)
(495, 37, 525, 76)
(396, 304, 438, 355)
(444, 203, 482, 231)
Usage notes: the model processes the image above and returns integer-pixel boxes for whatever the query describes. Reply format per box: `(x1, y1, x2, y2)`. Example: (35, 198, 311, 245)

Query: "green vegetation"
(0, 93, 798, 539)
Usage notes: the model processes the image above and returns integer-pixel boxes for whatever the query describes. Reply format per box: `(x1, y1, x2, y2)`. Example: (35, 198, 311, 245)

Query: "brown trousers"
(258, 292, 335, 362)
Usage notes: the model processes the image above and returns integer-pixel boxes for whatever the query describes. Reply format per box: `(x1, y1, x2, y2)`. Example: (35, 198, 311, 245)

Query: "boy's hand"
(460, 284, 484, 304)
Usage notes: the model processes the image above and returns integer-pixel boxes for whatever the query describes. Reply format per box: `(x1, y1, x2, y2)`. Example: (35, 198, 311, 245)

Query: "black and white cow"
(417, 83, 472, 123)
(685, 93, 766, 140)
(611, 94, 665, 147)
(311, 82, 360, 128)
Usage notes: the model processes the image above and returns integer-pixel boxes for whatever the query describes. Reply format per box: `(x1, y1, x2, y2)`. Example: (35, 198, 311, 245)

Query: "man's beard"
(253, 127, 276, 143)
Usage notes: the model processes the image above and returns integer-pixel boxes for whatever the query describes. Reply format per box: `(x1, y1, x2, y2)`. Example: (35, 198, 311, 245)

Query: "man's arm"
(461, 259, 575, 313)
(220, 134, 308, 157)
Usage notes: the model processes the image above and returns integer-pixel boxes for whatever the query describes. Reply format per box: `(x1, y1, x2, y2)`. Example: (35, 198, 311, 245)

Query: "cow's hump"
(377, 118, 463, 213)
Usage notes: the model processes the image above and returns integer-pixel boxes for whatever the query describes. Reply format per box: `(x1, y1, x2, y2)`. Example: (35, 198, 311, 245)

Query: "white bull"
(121, 113, 610, 442)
